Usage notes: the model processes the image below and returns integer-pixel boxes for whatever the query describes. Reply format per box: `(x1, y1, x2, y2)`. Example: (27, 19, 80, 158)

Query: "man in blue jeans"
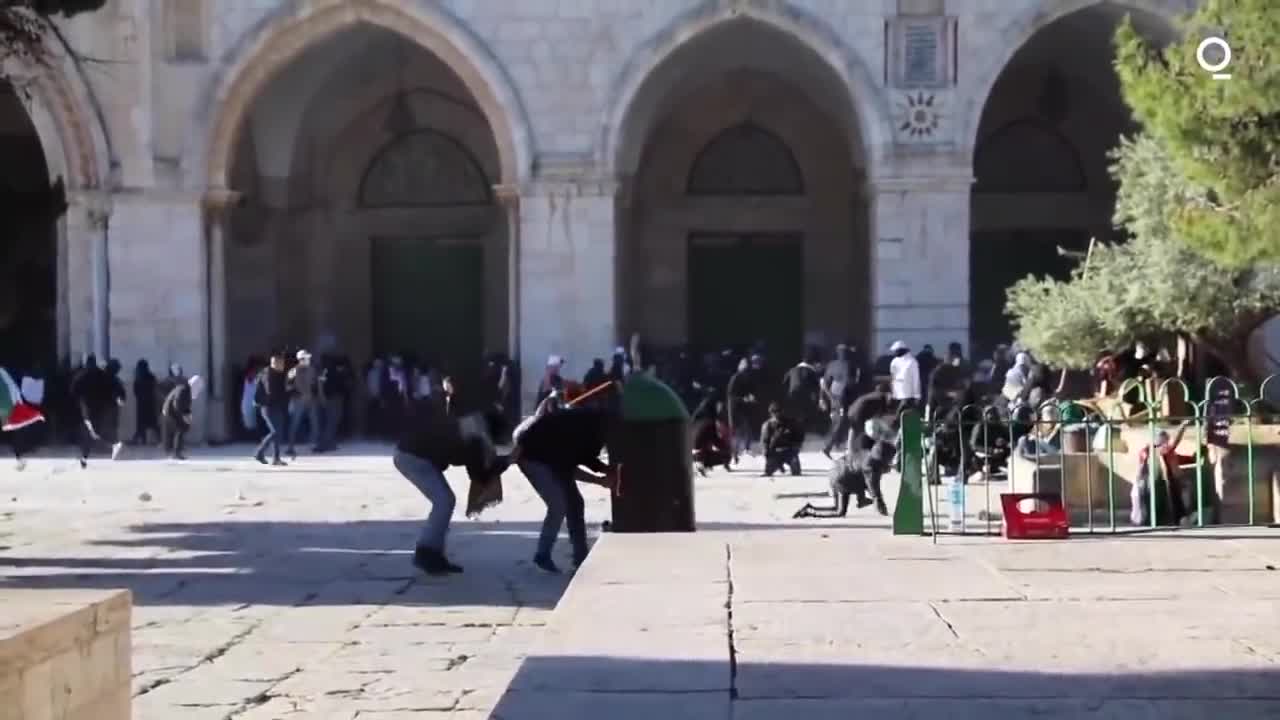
(253, 353, 290, 466)
(511, 406, 615, 573)
(393, 405, 507, 575)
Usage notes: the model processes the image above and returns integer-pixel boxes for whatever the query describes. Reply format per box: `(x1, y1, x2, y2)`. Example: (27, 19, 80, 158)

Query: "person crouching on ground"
(393, 404, 507, 576)
(160, 375, 203, 460)
(691, 392, 732, 476)
(510, 406, 616, 574)
(761, 402, 803, 477)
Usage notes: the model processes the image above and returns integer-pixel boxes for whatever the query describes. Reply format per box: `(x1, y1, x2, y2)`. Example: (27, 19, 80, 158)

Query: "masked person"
(761, 402, 803, 478)
(69, 354, 114, 468)
(160, 375, 203, 460)
(511, 406, 615, 573)
(394, 405, 507, 575)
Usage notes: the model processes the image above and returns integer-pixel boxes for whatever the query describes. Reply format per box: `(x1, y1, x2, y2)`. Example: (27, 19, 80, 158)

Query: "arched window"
(974, 119, 1087, 193)
(686, 123, 804, 196)
(359, 130, 491, 208)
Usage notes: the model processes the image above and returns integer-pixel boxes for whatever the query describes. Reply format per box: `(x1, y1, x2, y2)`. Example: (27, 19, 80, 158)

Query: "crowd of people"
(1, 332, 1252, 576)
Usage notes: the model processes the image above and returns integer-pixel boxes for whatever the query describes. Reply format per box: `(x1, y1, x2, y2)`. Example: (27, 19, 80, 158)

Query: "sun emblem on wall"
(896, 92, 943, 139)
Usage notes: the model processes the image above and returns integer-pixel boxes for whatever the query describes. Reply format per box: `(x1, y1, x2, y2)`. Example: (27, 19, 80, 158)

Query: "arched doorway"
(969, 2, 1176, 358)
(220, 24, 508, 386)
(615, 17, 868, 364)
(0, 80, 62, 371)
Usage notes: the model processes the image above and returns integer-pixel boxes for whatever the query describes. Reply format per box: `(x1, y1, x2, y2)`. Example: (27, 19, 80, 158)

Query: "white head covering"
(296, 349, 312, 362)
(890, 340, 907, 352)
(1015, 352, 1031, 366)
(187, 375, 204, 399)
(547, 355, 564, 368)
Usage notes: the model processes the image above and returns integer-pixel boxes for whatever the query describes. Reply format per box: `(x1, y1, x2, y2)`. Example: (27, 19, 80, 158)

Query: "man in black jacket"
(512, 406, 614, 573)
(761, 402, 803, 477)
(160, 375, 203, 460)
(69, 353, 113, 468)
(394, 406, 506, 575)
(253, 353, 290, 466)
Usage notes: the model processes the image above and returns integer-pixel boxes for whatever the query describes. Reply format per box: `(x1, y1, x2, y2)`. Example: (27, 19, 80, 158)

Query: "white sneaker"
(15, 458, 26, 472)
(111, 442, 124, 460)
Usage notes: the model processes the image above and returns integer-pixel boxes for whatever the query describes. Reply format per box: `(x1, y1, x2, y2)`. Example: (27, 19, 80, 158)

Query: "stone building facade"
(9, 0, 1258, 441)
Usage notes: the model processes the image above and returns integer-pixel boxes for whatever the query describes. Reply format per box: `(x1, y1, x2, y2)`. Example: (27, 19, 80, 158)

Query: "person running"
(393, 405, 507, 575)
(511, 406, 614, 573)
(253, 353, 290, 466)
(69, 354, 114, 468)
(160, 375, 202, 460)
(1, 366, 45, 471)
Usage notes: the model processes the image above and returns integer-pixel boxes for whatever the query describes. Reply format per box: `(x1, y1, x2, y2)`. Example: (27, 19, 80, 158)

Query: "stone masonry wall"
(518, 180, 618, 407)
(0, 589, 132, 720)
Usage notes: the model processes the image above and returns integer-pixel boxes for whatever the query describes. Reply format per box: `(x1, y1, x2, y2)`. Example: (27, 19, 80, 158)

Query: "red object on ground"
(1000, 493, 1069, 539)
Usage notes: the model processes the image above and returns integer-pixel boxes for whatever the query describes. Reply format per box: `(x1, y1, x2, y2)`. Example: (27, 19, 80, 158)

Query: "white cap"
(614, 346, 626, 355)
(296, 349, 312, 360)
(890, 340, 908, 352)
(187, 374, 204, 399)
(547, 355, 564, 367)
(1016, 352, 1031, 365)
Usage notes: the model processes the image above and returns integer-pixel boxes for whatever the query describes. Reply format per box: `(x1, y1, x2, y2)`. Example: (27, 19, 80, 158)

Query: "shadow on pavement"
(492, 656, 1280, 718)
(0, 519, 574, 608)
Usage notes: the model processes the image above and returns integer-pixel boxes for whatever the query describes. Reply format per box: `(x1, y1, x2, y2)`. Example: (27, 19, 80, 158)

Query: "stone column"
(867, 175, 973, 354)
(495, 185, 521, 361)
(202, 190, 239, 443)
(87, 203, 112, 361)
(517, 177, 619, 410)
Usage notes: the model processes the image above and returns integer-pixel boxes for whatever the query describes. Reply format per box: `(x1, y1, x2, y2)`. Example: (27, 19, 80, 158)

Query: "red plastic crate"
(1000, 493, 1069, 539)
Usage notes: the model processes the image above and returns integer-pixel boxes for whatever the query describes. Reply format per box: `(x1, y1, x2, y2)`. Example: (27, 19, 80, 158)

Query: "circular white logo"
(1196, 36, 1232, 76)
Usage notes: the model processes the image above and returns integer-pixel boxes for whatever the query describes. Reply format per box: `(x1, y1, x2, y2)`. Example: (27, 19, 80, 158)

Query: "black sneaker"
(272, 459, 288, 467)
(792, 504, 813, 519)
(413, 547, 451, 576)
(572, 550, 589, 569)
(532, 554, 560, 574)
(441, 557, 464, 574)
(822, 448, 833, 460)
(875, 498, 889, 516)
(856, 496, 875, 509)
(78, 457, 87, 469)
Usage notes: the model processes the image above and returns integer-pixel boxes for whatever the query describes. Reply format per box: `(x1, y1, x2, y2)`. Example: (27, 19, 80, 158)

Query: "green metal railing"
(892, 374, 1279, 537)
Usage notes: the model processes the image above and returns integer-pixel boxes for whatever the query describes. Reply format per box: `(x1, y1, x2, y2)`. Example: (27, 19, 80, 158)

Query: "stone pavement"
(0, 442, 852, 719)
(495, 527, 1280, 719)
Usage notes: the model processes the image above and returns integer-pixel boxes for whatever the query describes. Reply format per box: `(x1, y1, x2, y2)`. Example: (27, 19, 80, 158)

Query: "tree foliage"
(1113, 0, 1280, 266)
(1007, 134, 1280, 379)
(1, 0, 106, 82)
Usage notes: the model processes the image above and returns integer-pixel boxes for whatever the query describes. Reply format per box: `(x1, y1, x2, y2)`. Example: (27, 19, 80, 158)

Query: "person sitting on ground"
(691, 393, 732, 476)
(761, 402, 803, 477)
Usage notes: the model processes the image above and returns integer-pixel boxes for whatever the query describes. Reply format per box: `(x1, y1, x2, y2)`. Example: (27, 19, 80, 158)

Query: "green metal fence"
(893, 375, 1280, 537)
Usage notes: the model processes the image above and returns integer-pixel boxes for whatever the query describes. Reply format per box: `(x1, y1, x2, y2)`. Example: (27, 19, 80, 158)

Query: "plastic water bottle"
(947, 477, 965, 532)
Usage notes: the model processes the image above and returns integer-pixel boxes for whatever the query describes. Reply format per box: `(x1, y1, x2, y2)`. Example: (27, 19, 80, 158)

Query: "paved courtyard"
(5, 443, 1280, 719)
(0, 442, 850, 719)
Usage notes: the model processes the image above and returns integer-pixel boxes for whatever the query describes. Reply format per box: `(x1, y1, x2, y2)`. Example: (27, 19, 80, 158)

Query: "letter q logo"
(1197, 36, 1232, 80)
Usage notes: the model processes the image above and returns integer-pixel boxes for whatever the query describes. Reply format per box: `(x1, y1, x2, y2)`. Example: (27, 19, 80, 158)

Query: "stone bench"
(0, 589, 132, 720)
(490, 534, 732, 719)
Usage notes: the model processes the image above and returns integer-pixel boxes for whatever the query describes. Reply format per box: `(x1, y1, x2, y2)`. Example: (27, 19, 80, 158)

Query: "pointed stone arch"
(600, 0, 889, 178)
(191, 0, 533, 191)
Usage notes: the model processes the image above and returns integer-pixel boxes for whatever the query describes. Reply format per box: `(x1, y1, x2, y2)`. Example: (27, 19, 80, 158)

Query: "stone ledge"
(0, 589, 132, 720)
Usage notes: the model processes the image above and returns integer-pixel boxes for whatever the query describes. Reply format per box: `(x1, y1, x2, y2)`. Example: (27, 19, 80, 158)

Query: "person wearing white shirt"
(888, 340, 921, 406)
(1002, 352, 1033, 403)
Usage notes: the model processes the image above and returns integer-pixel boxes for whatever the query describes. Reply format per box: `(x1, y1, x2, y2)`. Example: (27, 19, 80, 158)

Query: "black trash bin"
(610, 373, 695, 532)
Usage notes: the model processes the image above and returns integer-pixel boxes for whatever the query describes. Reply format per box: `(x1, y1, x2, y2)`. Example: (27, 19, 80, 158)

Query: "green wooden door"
(687, 234, 804, 358)
(371, 237, 484, 378)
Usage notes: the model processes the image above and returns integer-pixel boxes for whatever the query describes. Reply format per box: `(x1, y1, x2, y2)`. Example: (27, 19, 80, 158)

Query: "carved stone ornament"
(895, 91, 943, 141)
